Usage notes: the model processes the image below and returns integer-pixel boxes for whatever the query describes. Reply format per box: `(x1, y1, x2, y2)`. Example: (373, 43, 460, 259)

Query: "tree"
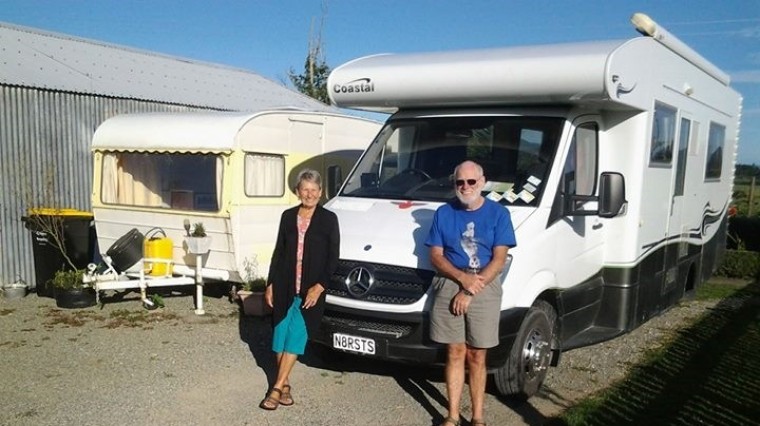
(288, 3, 331, 104)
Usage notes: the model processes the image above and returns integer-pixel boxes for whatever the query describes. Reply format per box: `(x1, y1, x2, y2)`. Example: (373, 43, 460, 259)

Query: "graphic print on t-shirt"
(460, 221, 480, 269)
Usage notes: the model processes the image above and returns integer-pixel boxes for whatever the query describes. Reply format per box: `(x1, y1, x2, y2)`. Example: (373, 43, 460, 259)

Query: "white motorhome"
(90, 109, 380, 284)
(313, 13, 742, 398)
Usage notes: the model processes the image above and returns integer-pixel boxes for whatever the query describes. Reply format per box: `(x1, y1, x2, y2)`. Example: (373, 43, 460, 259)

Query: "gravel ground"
(0, 286, 726, 426)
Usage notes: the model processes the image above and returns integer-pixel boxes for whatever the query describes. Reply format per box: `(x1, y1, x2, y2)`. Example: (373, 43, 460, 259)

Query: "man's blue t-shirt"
(425, 198, 517, 270)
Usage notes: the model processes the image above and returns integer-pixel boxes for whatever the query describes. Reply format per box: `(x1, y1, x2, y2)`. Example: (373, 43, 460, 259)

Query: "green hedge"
(728, 216, 760, 251)
(715, 249, 760, 279)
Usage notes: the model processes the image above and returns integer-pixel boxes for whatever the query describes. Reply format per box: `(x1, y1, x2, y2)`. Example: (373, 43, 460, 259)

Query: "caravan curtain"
(245, 154, 285, 196)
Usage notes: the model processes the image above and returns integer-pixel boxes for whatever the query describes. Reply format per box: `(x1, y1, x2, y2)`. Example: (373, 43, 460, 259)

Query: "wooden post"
(749, 176, 756, 217)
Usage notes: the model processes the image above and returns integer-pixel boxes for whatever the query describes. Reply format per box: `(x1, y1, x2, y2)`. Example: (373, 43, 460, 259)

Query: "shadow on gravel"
(544, 280, 760, 426)
(237, 312, 448, 417)
(299, 343, 450, 424)
(238, 314, 277, 395)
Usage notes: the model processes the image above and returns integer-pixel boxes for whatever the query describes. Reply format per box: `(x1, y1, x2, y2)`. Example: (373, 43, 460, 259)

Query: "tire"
(494, 300, 557, 400)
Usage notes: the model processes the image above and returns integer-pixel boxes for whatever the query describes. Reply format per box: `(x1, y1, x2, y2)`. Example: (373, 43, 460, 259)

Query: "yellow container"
(144, 229, 173, 276)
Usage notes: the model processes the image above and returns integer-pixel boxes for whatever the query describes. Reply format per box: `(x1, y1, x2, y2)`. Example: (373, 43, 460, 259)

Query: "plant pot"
(186, 236, 212, 255)
(55, 287, 97, 309)
(237, 290, 272, 316)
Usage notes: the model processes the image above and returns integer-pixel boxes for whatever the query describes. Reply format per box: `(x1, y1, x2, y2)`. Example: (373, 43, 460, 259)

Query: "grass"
(549, 279, 760, 425)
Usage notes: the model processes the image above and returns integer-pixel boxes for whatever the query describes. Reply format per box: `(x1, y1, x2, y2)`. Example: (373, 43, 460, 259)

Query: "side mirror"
(598, 172, 626, 218)
(326, 165, 342, 199)
(564, 172, 626, 218)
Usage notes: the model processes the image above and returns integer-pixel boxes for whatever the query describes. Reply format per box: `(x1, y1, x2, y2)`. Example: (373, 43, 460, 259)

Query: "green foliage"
(241, 256, 267, 292)
(735, 163, 760, 178)
(715, 249, 760, 279)
(733, 163, 760, 217)
(50, 269, 86, 289)
(288, 56, 330, 104)
(190, 222, 206, 237)
(240, 278, 267, 292)
(728, 216, 760, 251)
(695, 281, 743, 301)
(149, 294, 165, 308)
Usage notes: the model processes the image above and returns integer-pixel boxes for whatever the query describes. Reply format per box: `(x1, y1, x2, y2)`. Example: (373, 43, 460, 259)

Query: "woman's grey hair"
(296, 168, 322, 190)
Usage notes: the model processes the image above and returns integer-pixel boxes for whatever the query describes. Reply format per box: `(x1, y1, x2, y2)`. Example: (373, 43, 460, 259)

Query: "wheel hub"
(522, 329, 552, 378)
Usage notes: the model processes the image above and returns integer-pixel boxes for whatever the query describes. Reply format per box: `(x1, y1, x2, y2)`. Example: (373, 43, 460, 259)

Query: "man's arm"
(430, 246, 486, 295)
(480, 245, 509, 284)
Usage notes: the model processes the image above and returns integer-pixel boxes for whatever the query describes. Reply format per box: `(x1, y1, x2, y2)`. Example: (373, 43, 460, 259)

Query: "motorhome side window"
(704, 122, 725, 180)
(100, 152, 221, 211)
(649, 101, 677, 165)
(244, 153, 285, 197)
(340, 116, 563, 205)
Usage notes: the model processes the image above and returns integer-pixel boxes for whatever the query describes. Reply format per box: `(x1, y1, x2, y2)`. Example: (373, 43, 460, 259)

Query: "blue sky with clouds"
(2, 0, 759, 164)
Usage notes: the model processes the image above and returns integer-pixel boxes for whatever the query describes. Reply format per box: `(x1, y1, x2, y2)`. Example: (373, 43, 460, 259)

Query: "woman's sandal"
(280, 384, 294, 406)
(471, 419, 487, 426)
(258, 388, 282, 411)
(439, 416, 460, 426)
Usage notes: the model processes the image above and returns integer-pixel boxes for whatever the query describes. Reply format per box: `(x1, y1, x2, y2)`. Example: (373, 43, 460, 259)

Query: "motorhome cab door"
(550, 117, 606, 291)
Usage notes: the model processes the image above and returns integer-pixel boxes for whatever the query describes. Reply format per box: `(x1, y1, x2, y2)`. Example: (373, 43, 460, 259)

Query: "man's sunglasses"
(455, 179, 479, 187)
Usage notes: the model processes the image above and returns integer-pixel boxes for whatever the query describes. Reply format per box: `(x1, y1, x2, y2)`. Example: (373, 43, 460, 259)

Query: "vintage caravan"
(313, 13, 742, 398)
(90, 109, 381, 286)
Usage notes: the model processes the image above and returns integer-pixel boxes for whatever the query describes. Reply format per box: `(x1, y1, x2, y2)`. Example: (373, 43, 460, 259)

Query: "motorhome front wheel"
(494, 300, 557, 400)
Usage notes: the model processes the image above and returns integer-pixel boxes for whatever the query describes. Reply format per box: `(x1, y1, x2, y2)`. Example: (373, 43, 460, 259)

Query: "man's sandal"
(439, 416, 460, 426)
(280, 384, 294, 406)
(258, 388, 282, 411)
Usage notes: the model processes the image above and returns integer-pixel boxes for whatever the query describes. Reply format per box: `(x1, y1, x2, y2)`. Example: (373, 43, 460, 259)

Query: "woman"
(259, 169, 340, 410)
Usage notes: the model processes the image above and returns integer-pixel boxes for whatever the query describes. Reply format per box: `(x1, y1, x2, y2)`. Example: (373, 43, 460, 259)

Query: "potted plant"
(50, 269, 96, 309)
(22, 205, 94, 298)
(185, 221, 212, 254)
(236, 256, 272, 316)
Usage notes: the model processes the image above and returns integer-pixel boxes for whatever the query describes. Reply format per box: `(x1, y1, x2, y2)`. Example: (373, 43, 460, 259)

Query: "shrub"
(727, 216, 760, 251)
(715, 249, 760, 279)
(50, 269, 86, 290)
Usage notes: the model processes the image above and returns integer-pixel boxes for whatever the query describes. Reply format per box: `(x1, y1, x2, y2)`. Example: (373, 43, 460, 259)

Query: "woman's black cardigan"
(266, 204, 340, 337)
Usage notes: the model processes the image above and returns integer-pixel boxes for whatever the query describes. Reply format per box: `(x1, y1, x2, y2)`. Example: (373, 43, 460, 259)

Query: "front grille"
(323, 314, 414, 338)
(326, 260, 435, 304)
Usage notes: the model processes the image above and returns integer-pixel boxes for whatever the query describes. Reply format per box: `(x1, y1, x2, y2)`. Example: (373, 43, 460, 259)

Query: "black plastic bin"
(22, 209, 95, 298)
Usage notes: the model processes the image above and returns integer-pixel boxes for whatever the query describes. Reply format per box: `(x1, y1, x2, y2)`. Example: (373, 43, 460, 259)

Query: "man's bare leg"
(445, 343, 467, 422)
(466, 347, 487, 422)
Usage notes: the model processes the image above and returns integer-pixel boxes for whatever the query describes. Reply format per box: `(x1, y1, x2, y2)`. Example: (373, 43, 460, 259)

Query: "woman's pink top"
(295, 215, 312, 293)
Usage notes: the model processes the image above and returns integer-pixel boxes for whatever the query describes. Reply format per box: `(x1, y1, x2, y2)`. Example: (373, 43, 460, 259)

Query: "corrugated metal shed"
(0, 21, 332, 112)
(0, 21, 336, 290)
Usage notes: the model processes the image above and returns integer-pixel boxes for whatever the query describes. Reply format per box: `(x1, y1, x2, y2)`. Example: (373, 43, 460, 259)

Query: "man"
(426, 160, 516, 426)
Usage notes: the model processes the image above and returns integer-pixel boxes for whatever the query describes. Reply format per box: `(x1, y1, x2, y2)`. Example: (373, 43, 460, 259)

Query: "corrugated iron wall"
(0, 85, 215, 289)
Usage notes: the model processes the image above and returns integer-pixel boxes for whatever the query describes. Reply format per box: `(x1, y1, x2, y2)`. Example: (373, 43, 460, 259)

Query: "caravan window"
(244, 153, 285, 197)
(100, 152, 222, 211)
(705, 122, 725, 180)
(650, 102, 677, 165)
(340, 115, 563, 206)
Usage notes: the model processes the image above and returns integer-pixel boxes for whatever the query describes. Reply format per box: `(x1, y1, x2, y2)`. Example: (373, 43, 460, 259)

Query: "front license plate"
(333, 333, 376, 355)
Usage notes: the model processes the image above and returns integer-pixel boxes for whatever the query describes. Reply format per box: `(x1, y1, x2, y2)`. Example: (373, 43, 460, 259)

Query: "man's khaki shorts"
(429, 275, 503, 348)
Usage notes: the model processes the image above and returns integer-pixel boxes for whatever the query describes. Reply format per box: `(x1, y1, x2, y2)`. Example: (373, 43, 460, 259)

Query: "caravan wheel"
(494, 300, 556, 400)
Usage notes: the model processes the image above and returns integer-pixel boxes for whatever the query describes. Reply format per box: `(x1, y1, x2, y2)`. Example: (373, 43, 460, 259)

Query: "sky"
(2, 0, 759, 165)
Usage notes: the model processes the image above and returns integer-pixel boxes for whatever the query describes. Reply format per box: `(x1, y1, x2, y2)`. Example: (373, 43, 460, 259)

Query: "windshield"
(341, 115, 564, 206)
